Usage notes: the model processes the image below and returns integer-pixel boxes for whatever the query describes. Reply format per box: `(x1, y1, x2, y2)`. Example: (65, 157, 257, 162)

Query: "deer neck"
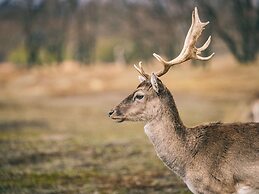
(144, 91, 188, 178)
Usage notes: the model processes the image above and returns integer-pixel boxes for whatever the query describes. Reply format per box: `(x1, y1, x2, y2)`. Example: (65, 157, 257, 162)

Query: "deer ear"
(138, 75, 146, 83)
(151, 73, 160, 93)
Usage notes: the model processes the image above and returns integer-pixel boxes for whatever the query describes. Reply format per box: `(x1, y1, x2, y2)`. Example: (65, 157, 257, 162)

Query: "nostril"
(108, 110, 115, 117)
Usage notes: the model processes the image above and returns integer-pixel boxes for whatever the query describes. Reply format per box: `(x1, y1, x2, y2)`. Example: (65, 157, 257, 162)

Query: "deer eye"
(133, 92, 145, 101)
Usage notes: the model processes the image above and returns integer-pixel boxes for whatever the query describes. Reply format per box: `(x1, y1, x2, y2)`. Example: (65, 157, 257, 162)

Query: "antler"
(134, 62, 149, 79)
(154, 7, 214, 77)
(134, 7, 214, 78)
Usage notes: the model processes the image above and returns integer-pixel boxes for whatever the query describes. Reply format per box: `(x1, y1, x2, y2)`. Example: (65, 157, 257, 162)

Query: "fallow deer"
(109, 8, 259, 194)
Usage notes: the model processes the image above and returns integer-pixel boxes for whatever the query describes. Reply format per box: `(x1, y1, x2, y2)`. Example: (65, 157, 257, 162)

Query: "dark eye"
(134, 94, 144, 101)
(136, 94, 144, 100)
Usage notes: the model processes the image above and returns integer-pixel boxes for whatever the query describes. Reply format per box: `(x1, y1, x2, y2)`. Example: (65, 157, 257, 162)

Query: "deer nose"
(108, 109, 115, 117)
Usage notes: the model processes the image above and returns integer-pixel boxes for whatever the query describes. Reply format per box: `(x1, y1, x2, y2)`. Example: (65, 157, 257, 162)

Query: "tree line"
(0, 0, 258, 67)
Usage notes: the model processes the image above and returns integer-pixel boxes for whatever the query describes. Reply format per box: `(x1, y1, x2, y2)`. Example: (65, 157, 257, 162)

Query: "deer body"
(110, 80, 259, 194)
(109, 8, 259, 193)
(142, 83, 259, 194)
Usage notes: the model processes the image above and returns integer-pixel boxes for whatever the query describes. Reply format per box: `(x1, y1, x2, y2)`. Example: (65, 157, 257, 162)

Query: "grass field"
(0, 56, 258, 193)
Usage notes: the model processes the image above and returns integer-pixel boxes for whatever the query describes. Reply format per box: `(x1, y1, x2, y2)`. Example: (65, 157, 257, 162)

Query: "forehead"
(137, 80, 152, 90)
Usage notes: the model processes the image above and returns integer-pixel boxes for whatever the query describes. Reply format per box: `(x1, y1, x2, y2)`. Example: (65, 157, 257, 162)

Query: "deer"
(108, 8, 259, 194)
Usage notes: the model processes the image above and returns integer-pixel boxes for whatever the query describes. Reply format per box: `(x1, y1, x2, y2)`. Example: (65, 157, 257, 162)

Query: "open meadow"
(0, 55, 259, 194)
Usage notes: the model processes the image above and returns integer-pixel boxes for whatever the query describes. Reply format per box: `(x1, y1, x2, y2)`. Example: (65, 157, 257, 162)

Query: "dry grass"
(0, 55, 258, 193)
(0, 94, 190, 194)
(1, 54, 258, 99)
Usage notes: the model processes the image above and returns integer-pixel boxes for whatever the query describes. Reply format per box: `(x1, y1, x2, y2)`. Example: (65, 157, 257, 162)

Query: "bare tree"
(198, 0, 259, 63)
(22, 0, 44, 66)
(74, 1, 99, 64)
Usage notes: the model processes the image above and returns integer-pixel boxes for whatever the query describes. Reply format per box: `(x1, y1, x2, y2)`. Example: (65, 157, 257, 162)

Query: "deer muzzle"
(108, 108, 125, 123)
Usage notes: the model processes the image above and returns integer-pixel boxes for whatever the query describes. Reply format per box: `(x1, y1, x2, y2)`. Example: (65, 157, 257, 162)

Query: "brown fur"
(109, 79, 259, 194)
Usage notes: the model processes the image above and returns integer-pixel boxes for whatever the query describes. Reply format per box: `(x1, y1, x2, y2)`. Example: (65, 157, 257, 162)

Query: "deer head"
(108, 73, 167, 122)
(109, 7, 214, 123)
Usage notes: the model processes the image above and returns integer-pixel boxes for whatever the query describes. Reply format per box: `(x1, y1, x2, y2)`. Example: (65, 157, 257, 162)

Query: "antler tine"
(134, 61, 150, 79)
(154, 7, 214, 77)
(197, 35, 211, 53)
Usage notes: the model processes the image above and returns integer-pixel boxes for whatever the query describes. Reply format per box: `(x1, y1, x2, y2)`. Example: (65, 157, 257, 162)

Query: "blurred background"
(0, 0, 258, 193)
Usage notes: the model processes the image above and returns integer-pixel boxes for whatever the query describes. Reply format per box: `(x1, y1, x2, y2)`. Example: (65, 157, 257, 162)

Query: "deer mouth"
(114, 118, 125, 123)
(110, 116, 125, 123)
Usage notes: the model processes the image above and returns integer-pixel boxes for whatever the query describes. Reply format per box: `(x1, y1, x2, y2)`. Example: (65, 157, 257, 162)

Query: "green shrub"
(7, 46, 28, 67)
(95, 38, 115, 63)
